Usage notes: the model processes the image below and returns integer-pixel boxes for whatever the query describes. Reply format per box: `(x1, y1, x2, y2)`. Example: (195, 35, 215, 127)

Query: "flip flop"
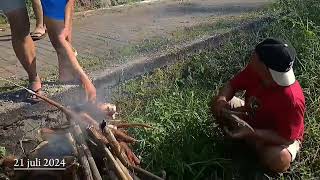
(24, 81, 43, 103)
(30, 31, 47, 41)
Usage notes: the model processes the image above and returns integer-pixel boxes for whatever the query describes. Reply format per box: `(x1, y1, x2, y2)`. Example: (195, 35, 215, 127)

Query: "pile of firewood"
(0, 93, 164, 180)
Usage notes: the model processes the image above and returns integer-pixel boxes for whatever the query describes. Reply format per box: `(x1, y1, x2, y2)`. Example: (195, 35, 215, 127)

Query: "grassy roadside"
(79, 11, 266, 72)
(113, 0, 320, 179)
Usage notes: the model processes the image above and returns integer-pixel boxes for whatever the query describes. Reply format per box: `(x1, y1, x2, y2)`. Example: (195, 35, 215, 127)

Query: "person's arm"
(253, 129, 293, 145)
(211, 82, 235, 117)
(64, 0, 75, 33)
(211, 65, 252, 117)
(226, 127, 292, 145)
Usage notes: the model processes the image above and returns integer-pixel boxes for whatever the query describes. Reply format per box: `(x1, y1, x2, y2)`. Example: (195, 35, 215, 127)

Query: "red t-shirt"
(229, 64, 305, 141)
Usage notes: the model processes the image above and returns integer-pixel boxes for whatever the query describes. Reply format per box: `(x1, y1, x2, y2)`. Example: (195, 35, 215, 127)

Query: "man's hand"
(212, 97, 229, 118)
(224, 126, 254, 139)
(61, 27, 71, 40)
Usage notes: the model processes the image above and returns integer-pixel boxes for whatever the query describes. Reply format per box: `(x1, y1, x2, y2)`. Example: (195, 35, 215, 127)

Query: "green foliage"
(113, 0, 320, 179)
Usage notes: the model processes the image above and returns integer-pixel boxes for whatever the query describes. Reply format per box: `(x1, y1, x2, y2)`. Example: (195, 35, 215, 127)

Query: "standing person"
(41, 0, 94, 99)
(211, 38, 305, 173)
(30, 0, 47, 41)
(0, 0, 96, 103)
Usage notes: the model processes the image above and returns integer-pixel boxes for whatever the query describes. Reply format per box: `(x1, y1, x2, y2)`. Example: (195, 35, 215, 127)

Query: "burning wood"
(0, 92, 164, 180)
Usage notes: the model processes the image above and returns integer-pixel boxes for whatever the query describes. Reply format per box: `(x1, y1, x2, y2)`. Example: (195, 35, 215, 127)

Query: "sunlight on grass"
(113, 0, 320, 179)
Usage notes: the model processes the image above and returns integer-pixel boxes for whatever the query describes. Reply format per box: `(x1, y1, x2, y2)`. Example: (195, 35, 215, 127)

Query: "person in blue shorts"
(0, 0, 96, 103)
(41, 0, 96, 102)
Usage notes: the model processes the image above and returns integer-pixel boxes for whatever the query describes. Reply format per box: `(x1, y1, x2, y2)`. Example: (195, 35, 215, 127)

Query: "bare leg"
(44, 17, 96, 102)
(31, 0, 46, 35)
(5, 8, 41, 91)
(257, 145, 291, 173)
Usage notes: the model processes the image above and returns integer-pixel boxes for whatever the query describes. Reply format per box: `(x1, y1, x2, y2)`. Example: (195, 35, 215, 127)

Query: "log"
(87, 126, 109, 145)
(74, 125, 102, 180)
(119, 142, 140, 165)
(87, 126, 127, 180)
(102, 127, 122, 155)
(104, 128, 164, 180)
(110, 128, 137, 143)
(77, 145, 94, 180)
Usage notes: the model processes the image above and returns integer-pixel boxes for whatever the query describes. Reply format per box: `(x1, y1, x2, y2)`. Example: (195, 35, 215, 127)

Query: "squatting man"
(211, 38, 305, 173)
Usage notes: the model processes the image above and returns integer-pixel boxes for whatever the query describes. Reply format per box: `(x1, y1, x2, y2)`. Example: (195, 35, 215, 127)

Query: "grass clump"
(113, 0, 320, 179)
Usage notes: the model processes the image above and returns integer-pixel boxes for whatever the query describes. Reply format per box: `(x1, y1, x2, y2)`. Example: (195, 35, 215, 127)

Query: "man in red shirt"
(211, 38, 305, 173)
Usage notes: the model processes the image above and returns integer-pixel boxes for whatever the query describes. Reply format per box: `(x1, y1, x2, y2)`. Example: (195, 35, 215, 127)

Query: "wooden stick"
(104, 127, 164, 180)
(77, 145, 94, 180)
(110, 128, 137, 143)
(116, 123, 152, 129)
(116, 158, 133, 180)
(131, 166, 164, 180)
(119, 142, 140, 165)
(103, 157, 119, 180)
(66, 133, 79, 156)
(74, 125, 102, 180)
(87, 126, 127, 180)
(87, 126, 109, 145)
(103, 146, 128, 180)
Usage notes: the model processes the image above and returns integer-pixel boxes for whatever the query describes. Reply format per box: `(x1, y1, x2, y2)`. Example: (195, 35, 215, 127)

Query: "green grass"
(112, 0, 320, 179)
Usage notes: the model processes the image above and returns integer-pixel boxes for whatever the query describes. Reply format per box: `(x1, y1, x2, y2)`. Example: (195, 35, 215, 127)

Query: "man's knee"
(260, 146, 291, 173)
(5, 8, 30, 38)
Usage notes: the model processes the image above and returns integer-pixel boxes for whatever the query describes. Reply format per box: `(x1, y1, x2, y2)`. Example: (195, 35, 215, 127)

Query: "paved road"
(0, 0, 270, 82)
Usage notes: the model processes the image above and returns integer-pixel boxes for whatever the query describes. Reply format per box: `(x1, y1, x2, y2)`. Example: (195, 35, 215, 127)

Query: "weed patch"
(113, 0, 320, 179)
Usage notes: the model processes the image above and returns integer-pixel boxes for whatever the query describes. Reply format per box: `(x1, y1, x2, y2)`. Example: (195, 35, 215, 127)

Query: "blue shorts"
(41, 0, 67, 21)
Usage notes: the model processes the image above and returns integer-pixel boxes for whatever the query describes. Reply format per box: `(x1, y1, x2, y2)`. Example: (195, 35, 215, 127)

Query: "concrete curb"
(0, 17, 272, 126)
(93, 16, 272, 88)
